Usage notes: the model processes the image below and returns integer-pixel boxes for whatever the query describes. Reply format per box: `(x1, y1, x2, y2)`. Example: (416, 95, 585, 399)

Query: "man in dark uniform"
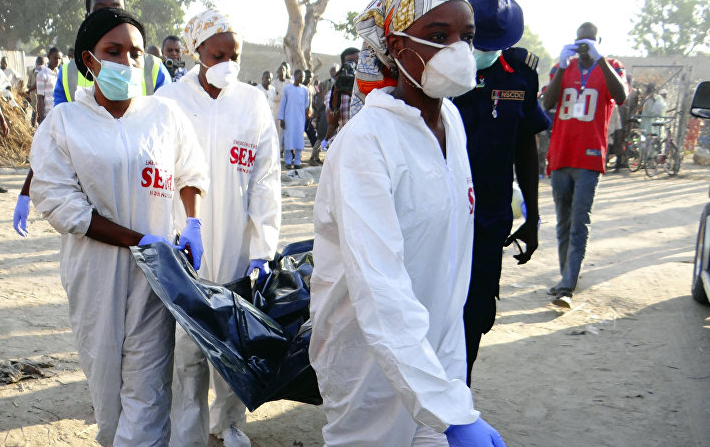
(454, 0, 551, 385)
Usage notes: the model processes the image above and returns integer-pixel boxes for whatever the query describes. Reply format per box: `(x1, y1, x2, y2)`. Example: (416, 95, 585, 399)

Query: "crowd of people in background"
(0, 39, 361, 179)
(2, 51, 704, 185)
(0, 1, 708, 447)
(1, 18, 705, 176)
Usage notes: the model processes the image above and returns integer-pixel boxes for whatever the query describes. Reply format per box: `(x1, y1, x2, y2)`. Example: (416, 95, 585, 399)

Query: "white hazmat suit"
(155, 70, 281, 446)
(30, 87, 209, 446)
(310, 88, 479, 447)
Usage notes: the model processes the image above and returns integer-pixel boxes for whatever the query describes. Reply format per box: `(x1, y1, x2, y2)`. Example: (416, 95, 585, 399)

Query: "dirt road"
(1, 162, 710, 447)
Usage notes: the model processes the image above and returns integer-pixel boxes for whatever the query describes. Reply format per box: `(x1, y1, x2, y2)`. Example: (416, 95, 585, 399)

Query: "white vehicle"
(689, 81, 710, 303)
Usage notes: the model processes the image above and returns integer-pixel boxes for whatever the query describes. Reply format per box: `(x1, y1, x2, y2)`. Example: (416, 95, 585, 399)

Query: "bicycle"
(644, 116, 682, 177)
(623, 117, 645, 172)
(644, 120, 665, 177)
(660, 121, 682, 176)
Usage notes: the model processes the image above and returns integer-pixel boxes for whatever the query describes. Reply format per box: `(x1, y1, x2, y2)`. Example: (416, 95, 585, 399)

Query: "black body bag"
(131, 240, 321, 411)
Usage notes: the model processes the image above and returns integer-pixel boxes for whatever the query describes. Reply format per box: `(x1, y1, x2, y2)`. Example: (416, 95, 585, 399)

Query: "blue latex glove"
(445, 418, 507, 447)
(13, 195, 30, 237)
(178, 217, 203, 271)
(138, 234, 176, 246)
(574, 38, 602, 62)
(246, 259, 270, 283)
(558, 43, 578, 69)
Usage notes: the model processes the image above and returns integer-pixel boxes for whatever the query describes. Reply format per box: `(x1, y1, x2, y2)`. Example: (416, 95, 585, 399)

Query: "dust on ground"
(2, 161, 710, 447)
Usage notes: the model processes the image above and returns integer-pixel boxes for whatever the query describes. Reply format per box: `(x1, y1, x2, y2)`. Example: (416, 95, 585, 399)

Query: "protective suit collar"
(75, 86, 111, 118)
(364, 87, 425, 122)
(76, 85, 145, 119)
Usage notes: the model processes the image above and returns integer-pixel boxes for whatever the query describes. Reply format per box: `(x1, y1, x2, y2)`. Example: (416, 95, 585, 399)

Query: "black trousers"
(463, 218, 512, 385)
(305, 118, 317, 147)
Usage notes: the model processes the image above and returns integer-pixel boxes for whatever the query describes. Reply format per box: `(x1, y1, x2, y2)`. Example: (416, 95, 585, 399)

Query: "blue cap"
(469, 0, 524, 51)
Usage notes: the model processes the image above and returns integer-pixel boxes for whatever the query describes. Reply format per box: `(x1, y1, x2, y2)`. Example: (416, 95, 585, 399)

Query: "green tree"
(0, 0, 83, 52)
(126, 0, 199, 47)
(630, 0, 710, 56)
(333, 11, 358, 41)
(0, 0, 208, 54)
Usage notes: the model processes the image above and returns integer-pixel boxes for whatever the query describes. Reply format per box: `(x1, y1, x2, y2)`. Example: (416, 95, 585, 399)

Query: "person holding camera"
(162, 35, 187, 82)
(319, 47, 359, 153)
(542, 22, 628, 307)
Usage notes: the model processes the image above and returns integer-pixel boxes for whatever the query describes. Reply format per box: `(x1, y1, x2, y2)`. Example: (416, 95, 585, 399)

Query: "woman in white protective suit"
(155, 9, 281, 447)
(310, 1, 507, 446)
(29, 8, 209, 447)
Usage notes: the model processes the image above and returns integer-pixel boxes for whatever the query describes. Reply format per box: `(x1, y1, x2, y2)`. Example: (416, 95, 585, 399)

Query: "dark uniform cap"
(75, 7, 146, 81)
(469, 0, 524, 51)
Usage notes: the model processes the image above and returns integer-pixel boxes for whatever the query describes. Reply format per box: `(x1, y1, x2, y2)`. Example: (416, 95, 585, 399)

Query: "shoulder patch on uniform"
(506, 47, 540, 72)
(525, 52, 539, 71)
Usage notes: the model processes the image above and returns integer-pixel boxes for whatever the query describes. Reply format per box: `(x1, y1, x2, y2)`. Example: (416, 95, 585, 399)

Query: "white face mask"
(201, 60, 240, 89)
(392, 31, 477, 98)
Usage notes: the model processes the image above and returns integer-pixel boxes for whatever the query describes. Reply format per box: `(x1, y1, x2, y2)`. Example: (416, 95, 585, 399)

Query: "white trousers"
(65, 246, 174, 447)
(169, 325, 247, 446)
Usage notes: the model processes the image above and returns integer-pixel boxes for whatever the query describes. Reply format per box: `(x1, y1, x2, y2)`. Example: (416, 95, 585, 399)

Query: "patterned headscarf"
(183, 9, 237, 60)
(351, 0, 461, 115)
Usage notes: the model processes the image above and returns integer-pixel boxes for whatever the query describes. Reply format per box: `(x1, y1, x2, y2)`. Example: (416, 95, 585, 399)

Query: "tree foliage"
(333, 11, 358, 41)
(630, 0, 710, 56)
(0, 0, 207, 54)
(126, 0, 201, 48)
(0, 0, 83, 52)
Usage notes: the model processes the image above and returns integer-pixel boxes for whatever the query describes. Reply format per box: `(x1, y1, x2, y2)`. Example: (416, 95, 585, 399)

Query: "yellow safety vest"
(62, 54, 161, 102)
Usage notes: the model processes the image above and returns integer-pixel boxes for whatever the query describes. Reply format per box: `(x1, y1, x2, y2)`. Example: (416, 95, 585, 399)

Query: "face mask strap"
(391, 31, 446, 49)
(86, 51, 100, 79)
(395, 47, 428, 90)
(394, 58, 423, 91)
(397, 47, 426, 69)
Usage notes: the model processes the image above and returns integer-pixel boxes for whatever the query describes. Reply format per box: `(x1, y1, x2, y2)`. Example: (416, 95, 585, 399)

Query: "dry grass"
(0, 89, 34, 168)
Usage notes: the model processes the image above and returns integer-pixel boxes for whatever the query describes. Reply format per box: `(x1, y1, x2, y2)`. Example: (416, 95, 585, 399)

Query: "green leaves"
(333, 11, 358, 41)
(125, 0, 197, 49)
(630, 0, 710, 56)
(0, 0, 207, 54)
(0, 0, 83, 52)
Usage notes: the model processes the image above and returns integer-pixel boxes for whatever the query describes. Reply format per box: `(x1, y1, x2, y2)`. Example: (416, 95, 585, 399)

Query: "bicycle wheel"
(661, 139, 674, 175)
(645, 139, 660, 177)
(625, 130, 642, 172)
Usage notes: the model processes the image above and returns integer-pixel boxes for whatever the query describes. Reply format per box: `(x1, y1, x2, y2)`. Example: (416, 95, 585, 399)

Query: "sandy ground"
(2, 159, 710, 447)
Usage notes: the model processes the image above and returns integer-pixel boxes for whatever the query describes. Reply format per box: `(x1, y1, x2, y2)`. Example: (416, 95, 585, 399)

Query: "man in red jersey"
(542, 22, 628, 307)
